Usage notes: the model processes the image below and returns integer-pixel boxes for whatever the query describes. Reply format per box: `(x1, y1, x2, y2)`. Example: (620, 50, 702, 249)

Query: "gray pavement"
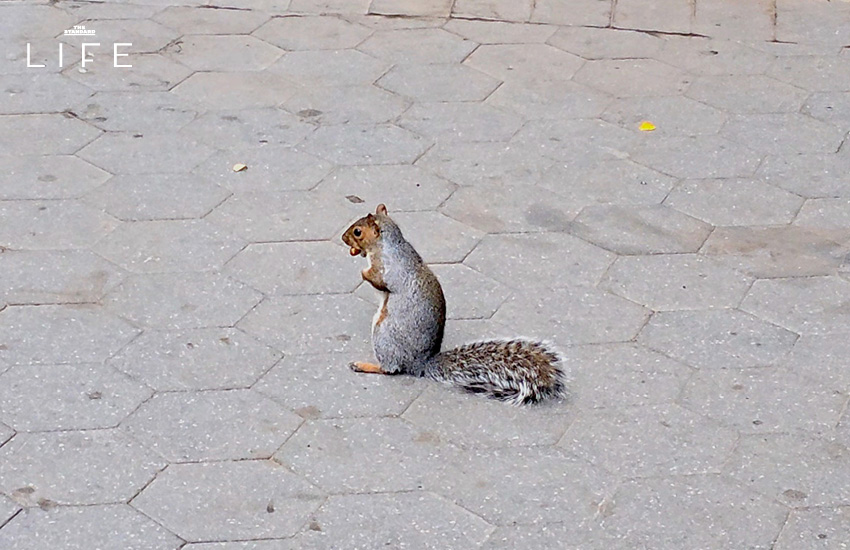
(1, 0, 850, 548)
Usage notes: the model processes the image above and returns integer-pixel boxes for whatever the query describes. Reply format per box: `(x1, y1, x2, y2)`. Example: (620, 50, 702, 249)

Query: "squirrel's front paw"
(349, 361, 387, 374)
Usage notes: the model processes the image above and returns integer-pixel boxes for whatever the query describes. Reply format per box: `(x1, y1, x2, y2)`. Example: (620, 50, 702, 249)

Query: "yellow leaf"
(232, 163, 248, 172)
(639, 121, 656, 132)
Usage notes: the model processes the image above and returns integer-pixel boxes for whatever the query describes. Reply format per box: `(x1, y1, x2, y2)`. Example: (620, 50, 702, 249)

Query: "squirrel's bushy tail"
(428, 340, 566, 406)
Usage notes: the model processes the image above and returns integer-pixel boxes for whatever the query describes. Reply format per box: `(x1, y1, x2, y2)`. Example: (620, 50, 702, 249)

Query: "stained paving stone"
(154, 5, 271, 34)
(255, 352, 425, 419)
(225, 242, 359, 295)
(63, 53, 193, 92)
(604, 475, 788, 549)
(802, 91, 850, 131)
(0, 429, 164, 505)
(639, 309, 798, 369)
(315, 165, 455, 211)
(686, 74, 809, 114)
(758, 153, 850, 198)
(0, 200, 118, 251)
(179, 108, 314, 149)
(430, 264, 510, 320)
(132, 461, 324, 542)
(298, 124, 428, 165)
(724, 433, 850, 508)
(560, 343, 692, 409)
(170, 71, 300, 110)
(681, 367, 847, 435)
(0, 114, 100, 156)
(103, 272, 262, 330)
(795, 198, 850, 229)
(701, 225, 848, 278)
(547, 25, 664, 60)
(601, 254, 753, 311)
(601, 95, 727, 136)
(512, 118, 638, 164)
(359, 28, 476, 65)
(428, 445, 613, 525)
(378, 63, 501, 102)
(486, 79, 612, 120)
(77, 133, 215, 175)
(444, 19, 557, 44)
(298, 492, 493, 549)
(282, 84, 409, 126)
(275, 417, 455, 492)
(0, 249, 125, 306)
(465, 43, 583, 82)
(71, 91, 198, 135)
(721, 113, 846, 155)
(167, 34, 282, 71)
(0, 155, 109, 200)
(416, 140, 554, 187)
(123, 390, 302, 462)
(398, 102, 523, 144)
(195, 145, 333, 193)
(0, 72, 93, 115)
(254, 15, 371, 50)
(629, 135, 762, 179)
(111, 327, 280, 391)
(665, 178, 804, 226)
(774, 507, 850, 550)
(0, 363, 151, 432)
(0, 505, 182, 550)
(741, 276, 850, 334)
(384, 211, 484, 264)
(560, 403, 738, 477)
(464, 233, 614, 288)
(0, 305, 140, 366)
(238, 293, 374, 356)
(782, 333, 850, 390)
(574, 59, 691, 97)
(491, 286, 649, 347)
(571, 205, 712, 255)
(268, 49, 389, 87)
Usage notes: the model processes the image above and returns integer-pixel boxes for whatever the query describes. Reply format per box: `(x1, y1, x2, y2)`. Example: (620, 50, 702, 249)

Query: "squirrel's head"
(342, 204, 388, 257)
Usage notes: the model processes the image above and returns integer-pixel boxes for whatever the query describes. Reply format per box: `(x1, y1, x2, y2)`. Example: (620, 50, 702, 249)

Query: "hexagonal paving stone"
(724, 433, 850, 508)
(430, 264, 510, 320)
(0, 305, 139, 366)
(0, 429, 164, 505)
(386, 210, 484, 264)
(428, 445, 613, 525)
(629, 135, 762, 179)
(0, 114, 100, 156)
(94, 219, 245, 273)
(486, 79, 612, 120)
(403, 386, 570, 447)
(0, 155, 110, 200)
(170, 71, 300, 110)
(416, 140, 554, 187)
(782, 333, 850, 389)
(237, 294, 374, 356)
(574, 59, 690, 97)
(60, 19, 175, 54)
(378, 63, 501, 102)
(537, 158, 676, 207)
(298, 123, 428, 165)
(657, 37, 773, 76)
(0, 72, 94, 115)
(685, 74, 809, 114)
(768, 55, 850, 93)
(0, 363, 151, 431)
(561, 343, 692, 409)
(267, 49, 389, 87)
(359, 28, 476, 65)
(492, 286, 649, 347)
(774, 507, 850, 550)
(315, 165, 455, 211)
(275, 417, 455, 493)
(195, 145, 333, 193)
(721, 113, 846, 155)
(511, 118, 638, 163)
(559, 403, 738, 477)
(571, 205, 712, 255)
(464, 233, 614, 289)
(795, 198, 850, 229)
(72, 91, 198, 134)
(167, 34, 282, 71)
(108, 268, 258, 327)
(0, 200, 118, 251)
(803, 91, 850, 130)
(254, 15, 371, 50)
(154, 5, 271, 34)
(64, 54, 193, 93)
(681, 367, 846, 435)
(600, 254, 753, 311)
(601, 95, 727, 136)
(758, 153, 850, 199)
(741, 276, 850, 334)
(638, 309, 798, 369)
(444, 19, 557, 44)
(179, 108, 314, 149)
(0, 249, 126, 306)
(282, 84, 409, 126)
(605, 476, 788, 549)
(464, 43, 584, 82)
(124, 390, 302, 462)
(481, 522, 618, 550)
(702, 225, 847, 278)
(84, 173, 231, 221)
(77, 133, 215, 175)
(398, 102, 523, 143)
(297, 492, 493, 548)
(111, 327, 280, 391)
(131, 461, 324, 542)
(547, 25, 664, 60)
(665, 178, 804, 226)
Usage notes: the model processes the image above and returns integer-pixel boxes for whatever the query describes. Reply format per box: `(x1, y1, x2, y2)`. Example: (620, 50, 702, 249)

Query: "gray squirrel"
(342, 204, 566, 405)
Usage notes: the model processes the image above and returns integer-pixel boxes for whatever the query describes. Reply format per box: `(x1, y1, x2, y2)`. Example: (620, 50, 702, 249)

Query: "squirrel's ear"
(376, 204, 388, 216)
(365, 213, 375, 221)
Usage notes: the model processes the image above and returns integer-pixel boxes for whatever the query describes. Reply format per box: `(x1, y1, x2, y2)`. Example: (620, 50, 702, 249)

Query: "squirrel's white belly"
(372, 292, 389, 332)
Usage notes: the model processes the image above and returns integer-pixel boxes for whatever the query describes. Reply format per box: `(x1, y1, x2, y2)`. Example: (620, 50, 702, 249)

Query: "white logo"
(63, 25, 96, 37)
(26, 24, 131, 69)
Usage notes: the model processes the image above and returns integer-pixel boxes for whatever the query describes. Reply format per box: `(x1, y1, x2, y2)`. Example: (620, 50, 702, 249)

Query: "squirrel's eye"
(353, 228, 362, 237)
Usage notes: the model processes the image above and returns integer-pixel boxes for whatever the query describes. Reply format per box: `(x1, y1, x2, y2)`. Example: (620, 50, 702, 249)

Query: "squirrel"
(341, 204, 566, 405)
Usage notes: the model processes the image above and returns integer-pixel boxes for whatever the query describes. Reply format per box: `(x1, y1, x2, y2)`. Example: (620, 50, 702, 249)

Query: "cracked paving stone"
(0, 505, 182, 550)
(77, 133, 215, 175)
(315, 165, 455, 211)
(72, 91, 198, 134)
(195, 145, 333, 193)
(123, 389, 302, 462)
(774, 507, 850, 550)
(741, 276, 850, 334)
(0, 114, 100, 156)
(0, 363, 151, 432)
(179, 108, 314, 149)
(167, 34, 283, 72)
(111, 327, 280, 391)
(131, 461, 324, 542)
(378, 63, 501, 102)
(0, 199, 118, 251)
(546, 25, 664, 60)
(630, 134, 762, 179)
(0, 429, 164, 505)
(170, 71, 300, 110)
(0, 304, 139, 366)
(0, 155, 109, 200)
(298, 123, 429, 166)
(253, 15, 372, 51)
